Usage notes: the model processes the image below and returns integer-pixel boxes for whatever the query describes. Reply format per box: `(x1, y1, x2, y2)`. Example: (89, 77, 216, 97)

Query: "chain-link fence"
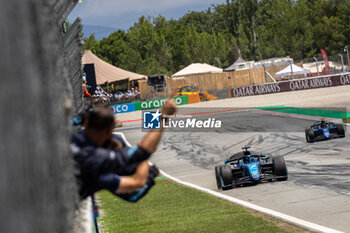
(299, 53, 350, 75)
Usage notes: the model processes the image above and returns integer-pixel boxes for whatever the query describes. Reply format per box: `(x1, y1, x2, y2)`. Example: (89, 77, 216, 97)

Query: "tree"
(83, 34, 99, 54)
(81, 0, 350, 75)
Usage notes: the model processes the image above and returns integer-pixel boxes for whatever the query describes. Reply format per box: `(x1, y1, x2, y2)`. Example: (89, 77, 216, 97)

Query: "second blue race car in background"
(305, 119, 345, 143)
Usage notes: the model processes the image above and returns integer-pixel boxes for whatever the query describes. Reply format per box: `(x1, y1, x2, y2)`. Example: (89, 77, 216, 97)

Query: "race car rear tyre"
(221, 165, 233, 187)
(199, 93, 206, 102)
(273, 156, 288, 181)
(336, 124, 345, 137)
(215, 166, 223, 190)
(305, 129, 315, 143)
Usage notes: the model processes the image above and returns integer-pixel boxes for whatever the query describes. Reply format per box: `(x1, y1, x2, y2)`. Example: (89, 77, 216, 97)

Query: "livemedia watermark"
(142, 109, 222, 131)
(141, 107, 348, 132)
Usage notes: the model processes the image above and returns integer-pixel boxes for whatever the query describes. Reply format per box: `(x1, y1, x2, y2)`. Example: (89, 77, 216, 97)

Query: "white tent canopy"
(172, 63, 223, 78)
(82, 50, 146, 84)
(224, 57, 246, 71)
(275, 64, 311, 77)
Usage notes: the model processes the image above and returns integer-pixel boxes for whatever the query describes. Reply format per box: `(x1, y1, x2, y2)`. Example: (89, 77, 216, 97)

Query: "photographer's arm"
(116, 161, 149, 193)
(137, 98, 177, 154)
(115, 164, 159, 202)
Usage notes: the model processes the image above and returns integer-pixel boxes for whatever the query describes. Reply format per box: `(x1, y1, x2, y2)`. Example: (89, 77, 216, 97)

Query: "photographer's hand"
(138, 89, 177, 154)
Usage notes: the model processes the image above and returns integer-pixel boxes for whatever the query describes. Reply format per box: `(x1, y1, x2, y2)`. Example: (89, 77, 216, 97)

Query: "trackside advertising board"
(229, 73, 350, 98)
(111, 102, 136, 114)
(111, 96, 189, 114)
(134, 96, 189, 111)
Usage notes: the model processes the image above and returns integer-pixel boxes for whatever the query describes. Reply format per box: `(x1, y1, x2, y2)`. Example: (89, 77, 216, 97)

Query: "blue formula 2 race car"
(215, 146, 288, 190)
(305, 119, 345, 143)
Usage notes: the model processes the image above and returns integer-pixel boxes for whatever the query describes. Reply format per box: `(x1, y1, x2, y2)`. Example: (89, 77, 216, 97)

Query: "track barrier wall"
(187, 94, 201, 104)
(114, 73, 350, 115)
(229, 73, 350, 98)
(111, 96, 189, 114)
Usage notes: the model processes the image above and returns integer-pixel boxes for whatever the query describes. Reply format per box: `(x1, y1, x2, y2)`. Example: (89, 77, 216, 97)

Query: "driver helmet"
(243, 155, 250, 163)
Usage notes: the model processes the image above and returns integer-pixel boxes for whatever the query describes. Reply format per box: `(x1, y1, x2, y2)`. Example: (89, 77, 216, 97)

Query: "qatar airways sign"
(231, 73, 350, 98)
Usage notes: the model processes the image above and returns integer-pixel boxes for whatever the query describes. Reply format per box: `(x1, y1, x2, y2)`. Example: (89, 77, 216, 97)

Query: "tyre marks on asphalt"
(160, 110, 350, 195)
(162, 133, 222, 169)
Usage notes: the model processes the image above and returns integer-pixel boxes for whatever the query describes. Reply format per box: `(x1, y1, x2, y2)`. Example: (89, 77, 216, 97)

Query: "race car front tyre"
(221, 165, 233, 188)
(305, 129, 315, 143)
(305, 129, 309, 142)
(215, 166, 222, 190)
(273, 156, 288, 181)
(336, 124, 345, 137)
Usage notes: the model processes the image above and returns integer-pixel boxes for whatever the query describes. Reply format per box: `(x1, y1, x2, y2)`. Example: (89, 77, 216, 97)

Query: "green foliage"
(343, 117, 350, 123)
(83, 0, 350, 75)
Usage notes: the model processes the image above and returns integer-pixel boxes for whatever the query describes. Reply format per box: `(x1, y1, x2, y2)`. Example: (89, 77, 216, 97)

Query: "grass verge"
(96, 179, 304, 233)
(343, 117, 350, 123)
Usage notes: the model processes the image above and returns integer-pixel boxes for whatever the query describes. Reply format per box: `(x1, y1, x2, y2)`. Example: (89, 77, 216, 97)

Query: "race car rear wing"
(224, 154, 269, 164)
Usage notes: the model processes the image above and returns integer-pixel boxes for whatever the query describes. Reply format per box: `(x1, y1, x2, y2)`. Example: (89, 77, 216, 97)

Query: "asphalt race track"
(119, 110, 350, 232)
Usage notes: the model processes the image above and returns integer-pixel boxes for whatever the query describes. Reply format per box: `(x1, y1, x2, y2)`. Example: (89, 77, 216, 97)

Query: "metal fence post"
(338, 53, 345, 72)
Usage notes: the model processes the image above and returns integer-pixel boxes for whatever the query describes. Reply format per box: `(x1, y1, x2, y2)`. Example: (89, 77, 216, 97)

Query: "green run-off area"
(254, 105, 350, 119)
(97, 179, 293, 233)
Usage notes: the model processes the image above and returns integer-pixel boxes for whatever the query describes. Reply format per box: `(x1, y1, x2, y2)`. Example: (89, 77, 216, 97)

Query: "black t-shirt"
(71, 131, 150, 199)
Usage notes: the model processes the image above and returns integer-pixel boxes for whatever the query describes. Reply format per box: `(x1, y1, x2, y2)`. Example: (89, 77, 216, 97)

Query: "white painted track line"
(115, 132, 344, 233)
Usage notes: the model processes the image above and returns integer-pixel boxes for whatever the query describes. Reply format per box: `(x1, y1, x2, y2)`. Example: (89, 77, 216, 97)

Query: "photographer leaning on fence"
(71, 92, 177, 201)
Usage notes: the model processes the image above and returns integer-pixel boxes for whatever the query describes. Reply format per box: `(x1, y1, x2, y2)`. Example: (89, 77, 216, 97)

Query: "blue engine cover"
(241, 162, 261, 181)
(321, 128, 331, 138)
(313, 126, 335, 138)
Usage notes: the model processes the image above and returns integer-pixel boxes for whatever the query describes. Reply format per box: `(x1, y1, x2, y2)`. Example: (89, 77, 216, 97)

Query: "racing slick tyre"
(199, 93, 207, 102)
(221, 165, 233, 189)
(215, 166, 223, 190)
(336, 124, 345, 138)
(273, 156, 288, 181)
(305, 129, 315, 143)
